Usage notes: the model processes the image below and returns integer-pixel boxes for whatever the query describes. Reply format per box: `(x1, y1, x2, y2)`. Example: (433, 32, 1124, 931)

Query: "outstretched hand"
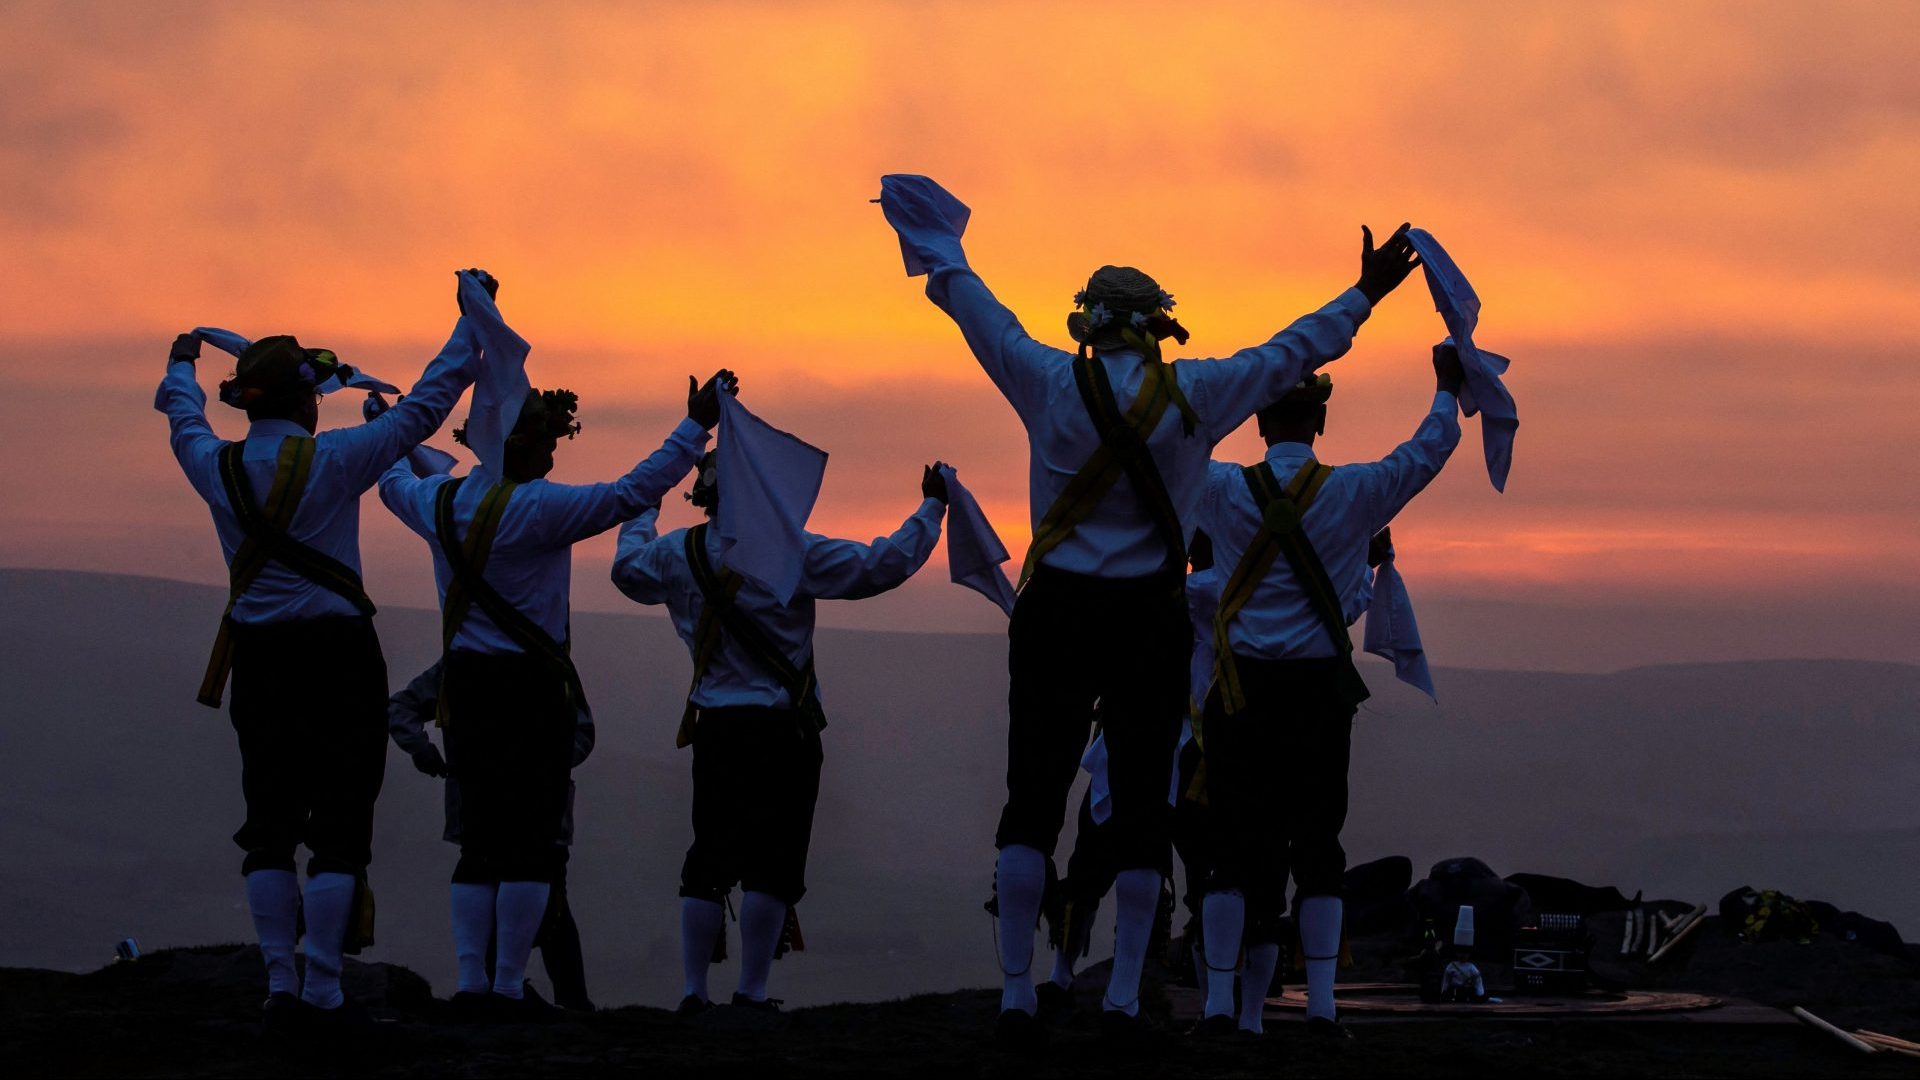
(921, 461, 949, 504)
(362, 391, 390, 422)
(455, 268, 499, 316)
(1356, 223, 1421, 305)
(1432, 342, 1466, 395)
(687, 369, 740, 430)
(169, 332, 200, 366)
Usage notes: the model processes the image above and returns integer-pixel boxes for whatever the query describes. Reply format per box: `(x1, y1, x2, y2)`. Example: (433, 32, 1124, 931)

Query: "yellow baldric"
(1208, 458, 1337, 716)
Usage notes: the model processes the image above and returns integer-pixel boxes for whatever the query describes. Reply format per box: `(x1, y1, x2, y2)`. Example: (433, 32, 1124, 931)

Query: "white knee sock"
(299, 873, 356, 1010)
(245, 870, 300, 997)
(491, 881, 551, 999)
(1103, 868, 1160, 1016)
(680, 897, 725, 1002)
(995, 845, 1046, 1015)
(450, 883, 497, 994)
(736, 891, 786, 1002)
(1239, 942, 1279, 1033)
(1201, 891, 1245, 1019)
(1299, 894, 1343, 1022)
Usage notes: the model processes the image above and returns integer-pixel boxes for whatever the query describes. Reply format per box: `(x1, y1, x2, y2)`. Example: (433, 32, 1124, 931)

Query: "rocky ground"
(5, 920, 1920, 1078)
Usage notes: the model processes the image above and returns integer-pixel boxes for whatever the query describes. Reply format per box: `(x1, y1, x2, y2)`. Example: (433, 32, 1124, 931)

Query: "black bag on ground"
(1506, 872, 1633, 916)
(1408, 857, 1531, 954)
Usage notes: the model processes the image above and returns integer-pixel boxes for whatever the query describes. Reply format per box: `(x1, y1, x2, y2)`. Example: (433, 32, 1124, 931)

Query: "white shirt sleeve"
(1348, 391, 1463, 530)
(517, 418, 709, 550)
(1186, 289, 1373, 445)
(610, 507, 680, 606)
(924, 268, 1065, 425)
(377, 461, 444, 541)
(324, 319, 478, 493)
(798, 498, 946, 600)
(155, 360, 225, 505)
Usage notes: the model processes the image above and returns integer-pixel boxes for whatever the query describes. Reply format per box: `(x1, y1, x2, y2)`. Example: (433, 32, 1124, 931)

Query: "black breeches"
(996, 567, 1187, 871)
(680, 706, 825, 907)
(229, 616, 388, 877)
(1202, 654, 1356, 945)
(442, 650, 574, 885)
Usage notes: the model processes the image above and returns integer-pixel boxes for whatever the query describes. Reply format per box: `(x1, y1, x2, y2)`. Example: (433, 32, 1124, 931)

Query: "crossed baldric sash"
(197, 439, 376, 707)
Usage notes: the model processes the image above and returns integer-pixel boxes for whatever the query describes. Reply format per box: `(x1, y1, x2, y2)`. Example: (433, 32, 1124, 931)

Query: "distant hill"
(2, 568, 1916, 1007)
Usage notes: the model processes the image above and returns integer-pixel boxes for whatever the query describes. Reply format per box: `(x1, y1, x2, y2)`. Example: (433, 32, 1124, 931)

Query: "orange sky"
(2, 1, 1917, 659)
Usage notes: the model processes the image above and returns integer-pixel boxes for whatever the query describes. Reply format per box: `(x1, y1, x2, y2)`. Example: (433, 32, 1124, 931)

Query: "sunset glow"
(3, 0, 1917, 651)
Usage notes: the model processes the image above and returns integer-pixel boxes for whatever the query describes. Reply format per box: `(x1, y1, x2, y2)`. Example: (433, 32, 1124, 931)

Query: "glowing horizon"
(4, 0, 1918, 641)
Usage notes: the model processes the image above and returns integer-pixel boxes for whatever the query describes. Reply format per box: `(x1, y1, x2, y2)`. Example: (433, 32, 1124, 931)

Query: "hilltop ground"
(7, 918, 1919, 1078)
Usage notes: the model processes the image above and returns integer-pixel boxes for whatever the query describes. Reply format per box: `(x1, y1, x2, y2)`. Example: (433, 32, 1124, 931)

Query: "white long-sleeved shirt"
(155, 320, 478, 625)
(379, 417, 709, 654)
(612, 499, 945, 710)
(1196, 391, 1461, 660)
(923, 266, 1372, 579)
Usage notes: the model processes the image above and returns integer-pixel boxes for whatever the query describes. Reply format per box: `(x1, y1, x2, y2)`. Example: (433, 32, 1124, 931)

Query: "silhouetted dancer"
(155, 272, 484, 1031)
(612, 444, 949, 1016)
(1187, 348, 1465, 1041)
(378, 275, 730, 1022)
(876, 173, 1421, 1044)
(387, 658, 597, 1011)
(1046, 536, 1219, 1008)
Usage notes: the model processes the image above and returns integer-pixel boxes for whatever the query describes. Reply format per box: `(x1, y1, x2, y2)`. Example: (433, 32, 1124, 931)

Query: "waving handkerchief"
(938, 464, 1016, 617)
(454, 271, 532, 478)
(1363, 552, 1436, 701)
(192, 326, 400, 395)
(877, 174, 971, 277)
(1405, 229, 1518, 492)
(715, 393, 828, 605)
(1080, 733, 1114, 826)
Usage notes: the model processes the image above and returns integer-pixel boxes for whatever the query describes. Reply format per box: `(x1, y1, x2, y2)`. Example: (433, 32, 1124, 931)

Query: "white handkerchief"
(1405, 229, 1518, 492)
(1080, 734, 1113, 826)
(878, 174, 970, 277)
(715, 393, 828, 605)
(455, 272, 531, 478)
(193, 326, 400, 395)
(938, 465, 1016, 617)
(1363, 554, 1436, 701)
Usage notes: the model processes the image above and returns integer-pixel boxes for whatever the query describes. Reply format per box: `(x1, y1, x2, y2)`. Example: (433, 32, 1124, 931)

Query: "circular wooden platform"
(1268, 982, 1722, 1017)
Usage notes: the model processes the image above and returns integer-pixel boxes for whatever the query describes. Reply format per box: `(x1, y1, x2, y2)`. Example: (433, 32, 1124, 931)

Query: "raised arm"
(1352, 346, 1466, 529)
(878, 175, 1058, 419)
(519, 370, 733, 548)
(376, 459, 444, 542)
(610, 507, 681, 606)
(154, 333, 225, 502)
(1186, 224, 1423, 444)
(799, 467, 948, 600)
(522, 418, 709, 549)
(328, 314, 479, 492)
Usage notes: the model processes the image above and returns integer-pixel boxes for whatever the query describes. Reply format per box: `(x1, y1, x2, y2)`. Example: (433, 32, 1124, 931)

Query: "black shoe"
(676, 994, 713, 1018)
(1306, 1015, 1354, 1042)
(1035, 980, 1073, 1021)
(1098, 1007, 1158, 1048)
(1186, 1013, 1238, 1039)
(300, 998, 374, 1030)
(730, 992, 783, 1013)
(450, 990, 495, 1023)
(995, 1008, 1047, 1051)
(261, 992, 303, 1038)
(555, 995, 597, 1014)
(492, 987, 563, 1024)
